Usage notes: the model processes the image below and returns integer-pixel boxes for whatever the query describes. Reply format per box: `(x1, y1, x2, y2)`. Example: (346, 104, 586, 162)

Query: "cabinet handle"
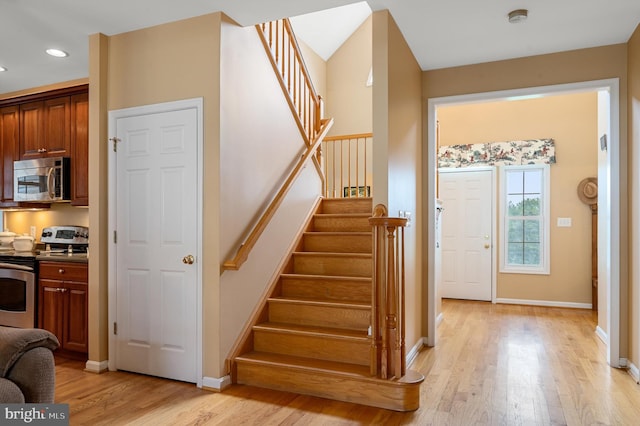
(58, 269, 65, 274)
(60, 288, 67, 293)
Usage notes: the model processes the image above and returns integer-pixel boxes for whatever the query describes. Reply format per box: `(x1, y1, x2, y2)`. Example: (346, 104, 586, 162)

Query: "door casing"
(107, 98, 204, 386)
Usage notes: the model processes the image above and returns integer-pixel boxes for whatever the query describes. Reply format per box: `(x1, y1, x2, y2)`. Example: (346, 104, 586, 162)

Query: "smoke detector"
(508, 9, 528, 24)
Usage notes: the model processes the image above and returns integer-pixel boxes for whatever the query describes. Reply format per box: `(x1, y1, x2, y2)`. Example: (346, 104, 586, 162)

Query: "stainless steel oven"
(0, 261, 35, 328)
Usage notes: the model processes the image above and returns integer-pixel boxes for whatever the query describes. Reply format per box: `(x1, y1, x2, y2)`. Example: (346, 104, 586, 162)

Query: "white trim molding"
(406, 338, 425, 368)
(85, 360, 109, 374)
(202, 375, 232, 392)
(495, 298, 591, 310)
(595, 326, 608, 345)
(629, 363, 640, 383)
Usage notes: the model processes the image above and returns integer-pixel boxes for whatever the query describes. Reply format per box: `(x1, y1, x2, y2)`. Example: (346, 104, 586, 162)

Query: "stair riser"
(293, 255, 371, 277)
(320, 199, 372, 214)
(253, 331, 369, 365)
(281, 278, 371, 303)
(303, 234, 371, 253)
(235, 362, 421, 411)
(269, 302, 370, 330)
(312, 216, 371, 232)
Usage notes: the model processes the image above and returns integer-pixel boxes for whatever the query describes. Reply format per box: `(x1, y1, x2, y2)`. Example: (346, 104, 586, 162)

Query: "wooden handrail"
(221, 18, 331, 273)
(221, 118, 334, 273)
(323, 132, 373, 142)
(369, 204, 408, 379)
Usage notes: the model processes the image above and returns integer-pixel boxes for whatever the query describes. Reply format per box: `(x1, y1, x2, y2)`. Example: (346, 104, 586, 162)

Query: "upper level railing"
(369, 204, 408, 379)
(222, 19, 330, 272)
(256, 19, 323, 146)
(322, 133, 373, 198)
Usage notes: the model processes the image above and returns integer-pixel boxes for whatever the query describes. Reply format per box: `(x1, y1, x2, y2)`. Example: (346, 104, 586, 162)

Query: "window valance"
(438, 138, 555, 168)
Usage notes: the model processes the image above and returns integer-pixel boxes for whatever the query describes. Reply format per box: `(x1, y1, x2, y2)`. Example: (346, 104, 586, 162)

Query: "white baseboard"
(595, 325, 608, 344)
(495, 298, 592, 309)
(629, 362, 640, 383)
(406, 338, 424, 368)
(202, 375, 231, 392)
(85, 360, 109, 373)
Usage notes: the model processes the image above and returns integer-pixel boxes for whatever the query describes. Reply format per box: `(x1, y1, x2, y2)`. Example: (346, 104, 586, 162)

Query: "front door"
(439, 169, 493, 301)
(112, 103, 199, 382)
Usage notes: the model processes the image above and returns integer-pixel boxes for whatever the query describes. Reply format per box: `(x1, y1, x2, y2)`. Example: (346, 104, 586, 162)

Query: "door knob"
(182, 254, 195, 265)
(484, 244, 490, 249)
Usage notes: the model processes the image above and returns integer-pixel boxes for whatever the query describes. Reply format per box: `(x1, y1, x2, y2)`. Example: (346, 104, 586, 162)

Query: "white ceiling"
(1, 0, 640, 94)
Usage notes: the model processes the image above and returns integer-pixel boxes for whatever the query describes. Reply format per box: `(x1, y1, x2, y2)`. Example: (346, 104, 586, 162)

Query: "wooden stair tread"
(268, 297, 370, 309)
(280, 273, 371, 282)
(236, 352, 425, 386)
(303, 231, 371, 235)
(236, 351, 370, 377)
(293, 252, 372, 258)
(314, 213, 371, 218)
(253, 322, 369, 340)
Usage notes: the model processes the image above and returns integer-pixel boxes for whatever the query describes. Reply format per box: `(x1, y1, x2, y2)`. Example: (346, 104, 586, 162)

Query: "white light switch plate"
(557, 217, 572, 227)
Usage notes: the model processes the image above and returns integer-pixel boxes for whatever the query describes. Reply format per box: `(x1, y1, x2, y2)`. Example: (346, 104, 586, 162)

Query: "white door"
(113, 106, 198, 382)
(439, 169, 493, 301)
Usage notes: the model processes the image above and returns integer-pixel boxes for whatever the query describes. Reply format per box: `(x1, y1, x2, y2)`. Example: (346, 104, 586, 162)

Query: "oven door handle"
(0, 263, 33, 272)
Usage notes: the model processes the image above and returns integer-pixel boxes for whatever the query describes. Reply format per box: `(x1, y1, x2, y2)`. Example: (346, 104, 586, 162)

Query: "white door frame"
(438, 167, 497, 302)
(426, 79, 622, 369)
(107, 98, 204, 386)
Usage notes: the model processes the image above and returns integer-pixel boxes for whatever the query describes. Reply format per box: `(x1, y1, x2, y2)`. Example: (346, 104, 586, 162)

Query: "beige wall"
(92, 13, 223, 376)
(372, 10, 424, 350)
(628, 24, 640, 372)
(5, 204, 88, 236)
(218, 18, 323, 372)
(326, 16, 372, 136)
(438, 93, 598, 303)
(297, 39, 327, 102)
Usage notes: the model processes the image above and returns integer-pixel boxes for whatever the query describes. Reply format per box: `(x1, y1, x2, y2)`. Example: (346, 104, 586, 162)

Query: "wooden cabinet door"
(70, 93, 89, 206)
(43, 97, 71, 157)
(0, 106, 19, 201)
(38, 279, 64, 341)
(19, 101, 44, 160)
(62, 281, 88, 353)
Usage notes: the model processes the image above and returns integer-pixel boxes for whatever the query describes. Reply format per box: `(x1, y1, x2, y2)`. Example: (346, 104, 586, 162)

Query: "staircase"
(233, 197, 423, 411)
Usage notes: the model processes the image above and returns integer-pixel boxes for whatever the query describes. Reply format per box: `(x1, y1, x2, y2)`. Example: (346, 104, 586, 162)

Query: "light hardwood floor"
(55, 300, 640, 425)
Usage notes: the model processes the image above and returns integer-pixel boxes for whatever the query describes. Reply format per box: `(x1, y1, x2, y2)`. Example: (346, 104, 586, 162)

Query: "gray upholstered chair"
(0, 326, 59, 403)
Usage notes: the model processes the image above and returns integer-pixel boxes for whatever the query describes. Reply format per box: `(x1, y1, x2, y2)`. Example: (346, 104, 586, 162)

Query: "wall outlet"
(557, 217, 572, 227)
(30, 226, 36, 238)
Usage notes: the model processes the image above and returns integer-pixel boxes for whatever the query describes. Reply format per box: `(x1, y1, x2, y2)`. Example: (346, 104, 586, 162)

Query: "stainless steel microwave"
(14, 157, 71, 202)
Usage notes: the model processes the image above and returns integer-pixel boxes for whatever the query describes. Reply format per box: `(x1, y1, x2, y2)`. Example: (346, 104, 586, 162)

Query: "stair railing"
(222, 19, 332, 273)
(322, 133, 373, 198)
(369, 204, 407, 379)
(256, 19, 323, 151)
(222, 118, 333, 272)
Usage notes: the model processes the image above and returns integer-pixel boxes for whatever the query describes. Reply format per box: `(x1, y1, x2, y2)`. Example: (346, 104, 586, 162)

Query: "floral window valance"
(438, 138, 556, 168)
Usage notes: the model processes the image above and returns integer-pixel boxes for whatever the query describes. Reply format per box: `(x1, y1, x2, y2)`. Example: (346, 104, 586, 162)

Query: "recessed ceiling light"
(508, 9, 528, 24)
(46, 48, 69, 58)
(0, 66, 6, 72)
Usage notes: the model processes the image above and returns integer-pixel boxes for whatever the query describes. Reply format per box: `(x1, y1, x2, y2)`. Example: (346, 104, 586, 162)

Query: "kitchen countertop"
(36, 253, 89, 264)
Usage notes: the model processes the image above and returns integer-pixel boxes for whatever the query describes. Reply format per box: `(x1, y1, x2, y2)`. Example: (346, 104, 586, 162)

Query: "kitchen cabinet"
(20, 97, 71, 159)
(70, 93, 89, 206)
(0, 106, 19, 201)
(0, 84, 88, 206)
(38, 261, 88, 357)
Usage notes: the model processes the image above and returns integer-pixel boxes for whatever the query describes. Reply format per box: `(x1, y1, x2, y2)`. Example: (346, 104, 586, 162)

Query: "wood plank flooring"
(55, 300, 640, 425)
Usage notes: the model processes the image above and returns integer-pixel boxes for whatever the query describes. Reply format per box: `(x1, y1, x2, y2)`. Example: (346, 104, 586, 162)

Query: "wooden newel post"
(369, 204, 408, 380)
